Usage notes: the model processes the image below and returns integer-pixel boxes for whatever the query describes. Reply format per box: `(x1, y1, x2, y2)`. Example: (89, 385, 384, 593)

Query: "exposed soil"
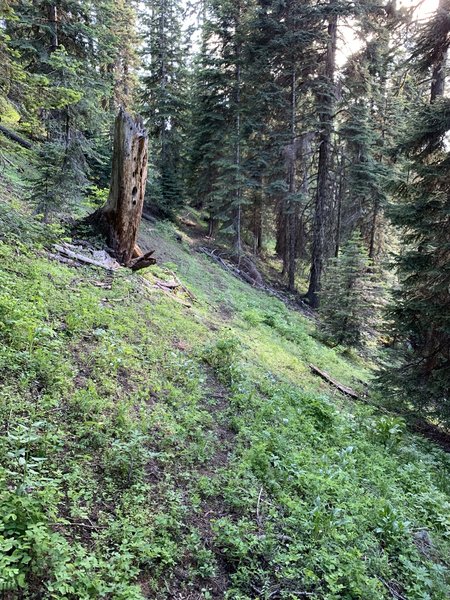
(166, 371, 236, 599)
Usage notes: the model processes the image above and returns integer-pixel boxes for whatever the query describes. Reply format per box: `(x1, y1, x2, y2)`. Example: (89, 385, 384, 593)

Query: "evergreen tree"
(3, 0, 139, 216)
(98, 0, 139, 111)
(340, 53, 389, 257)
(189, 0, 254, 247)
(337, 5, 409, 261)
(305, 2, 339, 308)
(29, 140, 88, 221)
(306, 0, 392, 306)
(140, 0, 189, 218)
(319, 234, 381, 348)
(380, 0, 450, 423)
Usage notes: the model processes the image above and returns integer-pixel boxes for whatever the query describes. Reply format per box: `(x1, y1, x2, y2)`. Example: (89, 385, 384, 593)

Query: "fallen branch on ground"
(52, 243, 121, 271)
(309, 364, 360, 399)
(0, 124, 32, 149)
(127, 250, 156, 271)
(165, 268, 197, 302)
(141, 277, 192, 308)
(197, 245, 313, 317)
(197, 246, 263, 287)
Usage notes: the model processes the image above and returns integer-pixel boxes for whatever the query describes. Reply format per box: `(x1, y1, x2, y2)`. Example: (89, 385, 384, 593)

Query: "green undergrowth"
(0, 202, 449, 599)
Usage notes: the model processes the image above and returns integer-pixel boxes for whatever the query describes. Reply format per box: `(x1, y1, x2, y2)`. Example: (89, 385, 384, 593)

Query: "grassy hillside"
(0, 177, 449, 599)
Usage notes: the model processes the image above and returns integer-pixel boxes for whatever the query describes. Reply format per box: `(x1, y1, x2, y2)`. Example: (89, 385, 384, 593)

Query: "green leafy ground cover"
(0, 180, 449, 598)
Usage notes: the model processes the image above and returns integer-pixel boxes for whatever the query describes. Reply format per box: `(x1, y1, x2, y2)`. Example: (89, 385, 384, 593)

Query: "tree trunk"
(234, 43, 242, 254)
(276, 198, 287, 261)
(335, 148, 344, 258)
(430, 0, 449, 102)
(287, 69, 297, 292)
(88, 109, 148, 264)
(252, 189, 263, 255)
(305, 11, 337, 308)
(368, 198, 379, 259)
(48, 5, 59, 52)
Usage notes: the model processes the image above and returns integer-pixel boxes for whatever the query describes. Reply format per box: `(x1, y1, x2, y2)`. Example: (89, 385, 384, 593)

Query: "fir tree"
(337, 5, 408, 261)
(380, 0, 450, 423)
(189, 0, 254, 246)
(318, 234, 381, 349)
(29, 139, 89, 221)
(140, 0, 189, 218)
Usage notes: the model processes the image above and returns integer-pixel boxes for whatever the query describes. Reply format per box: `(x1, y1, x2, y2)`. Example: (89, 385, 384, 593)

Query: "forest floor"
(0, 170, 450, 599)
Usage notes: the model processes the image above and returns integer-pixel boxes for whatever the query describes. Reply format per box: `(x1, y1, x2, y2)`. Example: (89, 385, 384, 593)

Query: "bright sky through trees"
(337, 0, 440, 65)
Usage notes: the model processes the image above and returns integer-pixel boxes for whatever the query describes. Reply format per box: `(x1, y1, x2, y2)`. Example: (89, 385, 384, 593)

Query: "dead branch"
(309, 364, 360, 399)
(127, 250, 156, 271)
(53, 243, 121, 271)
(0, 124, 32, 149)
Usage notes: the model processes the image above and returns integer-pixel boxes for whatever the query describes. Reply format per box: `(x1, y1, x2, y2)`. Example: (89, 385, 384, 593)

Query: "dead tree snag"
(88, 109, 149, 265)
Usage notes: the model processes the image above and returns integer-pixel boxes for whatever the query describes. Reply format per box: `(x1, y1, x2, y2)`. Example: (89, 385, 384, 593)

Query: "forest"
(0, 0, 449, 598)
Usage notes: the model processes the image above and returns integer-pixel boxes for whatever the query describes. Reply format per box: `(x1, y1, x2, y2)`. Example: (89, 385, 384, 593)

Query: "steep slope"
(0, 185, 449, 599)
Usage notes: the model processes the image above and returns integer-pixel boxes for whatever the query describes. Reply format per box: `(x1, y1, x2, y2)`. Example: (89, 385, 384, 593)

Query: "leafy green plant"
(367, 416, 405, 447)
(202, 335, 242, 385)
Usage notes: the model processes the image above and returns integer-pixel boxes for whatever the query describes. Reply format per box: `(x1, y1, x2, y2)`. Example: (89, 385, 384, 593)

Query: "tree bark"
(287, 69, 297, 292)
(48, 5, 59, 52)
(276, 198, 287, 262)
(430, 0, 449, 102)
(88, 109, 148, 264)
(305, 11, 338, 308)
(335, 148, 344, 258)
(252, 188, 263, 255)
(234, 28, 242, 255)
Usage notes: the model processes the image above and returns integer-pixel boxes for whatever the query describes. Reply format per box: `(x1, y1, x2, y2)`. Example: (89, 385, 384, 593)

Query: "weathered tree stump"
(88, 109, 149, 265)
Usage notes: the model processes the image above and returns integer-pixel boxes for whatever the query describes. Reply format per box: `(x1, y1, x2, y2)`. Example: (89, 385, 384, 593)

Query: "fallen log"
(198, 246, 256, 283)
(0, 124, 32, 149)
(142, 211, 157, 223)
(48, 253, 81, 267)
(309, 364, 360, 400)
(53, 244, 121, 271)
(155, 279, 179, 289)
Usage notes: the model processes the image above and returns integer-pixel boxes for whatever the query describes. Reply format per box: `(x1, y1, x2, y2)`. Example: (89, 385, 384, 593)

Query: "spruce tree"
(318, 234, 381, 349)
(3, 0, 138, 216)
(337, 4, 409, 261)
(380, 0, 450, 423)
(305, 3, 339, 308)
(189, 0, 254, 247)
(140, 0, 189, 218)
(29, 140, 88, 221)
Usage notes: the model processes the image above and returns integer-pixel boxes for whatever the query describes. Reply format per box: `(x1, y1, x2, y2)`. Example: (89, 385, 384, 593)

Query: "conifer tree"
(338, 4, 408, 261)
(306, 0, 391, 305)
(141, 0, 189, 218)
(305, 3, 339, 308)
(380, 0, 450, 423)
(319, 234, 381, 348)
(3, 0, 138, 216)
(29, 140, 89, 221)
(189, 0, 253, 247)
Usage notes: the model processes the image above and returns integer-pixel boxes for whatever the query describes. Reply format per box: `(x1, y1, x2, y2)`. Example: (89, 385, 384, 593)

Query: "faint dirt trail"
(169, 372, 236, 600)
